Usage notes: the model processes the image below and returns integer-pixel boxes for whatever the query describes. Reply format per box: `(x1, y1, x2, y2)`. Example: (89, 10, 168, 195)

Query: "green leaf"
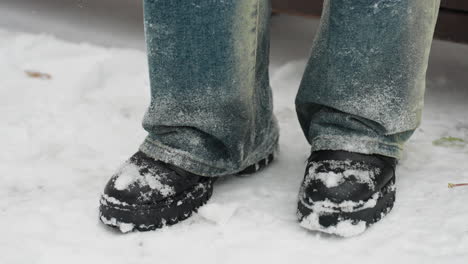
(432, 136, 466, 148)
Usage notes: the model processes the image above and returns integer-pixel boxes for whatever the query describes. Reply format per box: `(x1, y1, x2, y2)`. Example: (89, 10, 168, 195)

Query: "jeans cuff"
(310, 135, 402, 159)
(139, 133, 279, 177)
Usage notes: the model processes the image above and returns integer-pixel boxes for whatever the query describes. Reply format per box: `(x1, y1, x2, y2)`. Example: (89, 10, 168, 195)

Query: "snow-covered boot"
(99, 151, 274, 232)
(297, 150, 397, 237)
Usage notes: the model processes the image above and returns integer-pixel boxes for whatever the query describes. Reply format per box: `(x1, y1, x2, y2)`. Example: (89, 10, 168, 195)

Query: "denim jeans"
(139, 0, 440, 177)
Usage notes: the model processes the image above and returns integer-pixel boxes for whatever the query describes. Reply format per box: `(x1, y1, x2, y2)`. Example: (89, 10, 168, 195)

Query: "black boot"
(99, 151, 274, 232)
(297, 150, 397, 237)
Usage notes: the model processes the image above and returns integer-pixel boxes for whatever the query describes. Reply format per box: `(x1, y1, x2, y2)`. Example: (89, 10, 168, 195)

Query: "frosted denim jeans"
(139, 0, 440, 177)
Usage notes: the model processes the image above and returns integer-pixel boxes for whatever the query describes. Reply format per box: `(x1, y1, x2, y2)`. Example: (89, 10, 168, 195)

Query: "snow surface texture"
(1, 16, 468, 264)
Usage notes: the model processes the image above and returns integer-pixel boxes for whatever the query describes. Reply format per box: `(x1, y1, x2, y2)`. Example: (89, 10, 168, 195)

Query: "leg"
(140, 0, 278, 177)
(296, 0, 440, 158)
(296, 0, 440, 236)
(99, 0, 277, 232)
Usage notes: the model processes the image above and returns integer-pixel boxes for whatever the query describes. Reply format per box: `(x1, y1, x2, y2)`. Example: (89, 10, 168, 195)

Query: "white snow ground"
(1, 14, 468, 264)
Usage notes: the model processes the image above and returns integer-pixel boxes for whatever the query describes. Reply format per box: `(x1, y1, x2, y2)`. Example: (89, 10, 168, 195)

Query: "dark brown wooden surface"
(272, 0, 468, 44)
(436, 9, 468, 43)
(271, 0, 323, 17)
(441, 0, 468, 12)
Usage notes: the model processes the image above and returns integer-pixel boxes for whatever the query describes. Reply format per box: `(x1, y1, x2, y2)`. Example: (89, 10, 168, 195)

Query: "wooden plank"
(441, 0, 468, 12)
(435, 9, 468, 43)
(271, 0, 322, 17)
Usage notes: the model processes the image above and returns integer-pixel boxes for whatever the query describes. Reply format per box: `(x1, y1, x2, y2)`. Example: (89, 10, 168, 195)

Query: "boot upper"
(300, 150, 396, 204)
(103, 151, 203, 206)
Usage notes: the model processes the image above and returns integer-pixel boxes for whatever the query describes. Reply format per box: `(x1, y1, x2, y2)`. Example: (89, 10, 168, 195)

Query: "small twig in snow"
(448, 183, 468, 188)
(25, 70, 52, 80)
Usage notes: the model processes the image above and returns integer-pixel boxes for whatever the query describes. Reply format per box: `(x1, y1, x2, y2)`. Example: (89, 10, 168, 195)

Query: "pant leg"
(139, 0, 278, 177)
(296, 0, 440, 159)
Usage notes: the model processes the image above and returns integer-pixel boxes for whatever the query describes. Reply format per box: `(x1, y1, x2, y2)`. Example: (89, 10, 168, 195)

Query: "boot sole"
(99, 152, 275, 232)
(297, 177, 395, 237)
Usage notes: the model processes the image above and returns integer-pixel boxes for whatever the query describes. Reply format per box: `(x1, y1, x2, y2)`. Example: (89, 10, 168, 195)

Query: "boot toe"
(302, 178, 373, 204)
(297, 150, 397, 236)
(300, 151, 396, 204)
(102, 152, 199, 207)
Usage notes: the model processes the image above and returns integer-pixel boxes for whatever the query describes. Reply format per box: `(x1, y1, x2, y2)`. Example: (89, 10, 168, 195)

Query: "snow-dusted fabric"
(140, 0, 439, 176)
(140, 0, 279, 176)
(297, 0, 441, 158)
